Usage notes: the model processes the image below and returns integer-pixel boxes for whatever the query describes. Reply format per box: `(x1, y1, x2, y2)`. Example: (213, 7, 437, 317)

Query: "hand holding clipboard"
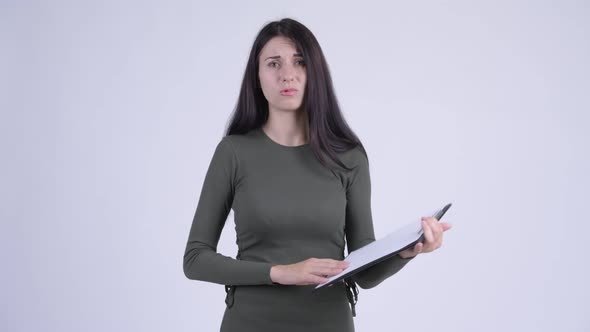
(314, 203, 453, 290)
(398, 203, 453, 259)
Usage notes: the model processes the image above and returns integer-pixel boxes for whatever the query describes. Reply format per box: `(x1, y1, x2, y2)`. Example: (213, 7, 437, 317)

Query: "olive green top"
(183, 127, 414, 289)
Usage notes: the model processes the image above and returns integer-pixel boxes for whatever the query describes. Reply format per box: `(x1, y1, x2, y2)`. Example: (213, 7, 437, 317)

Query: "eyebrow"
(264, 53, 303, 61)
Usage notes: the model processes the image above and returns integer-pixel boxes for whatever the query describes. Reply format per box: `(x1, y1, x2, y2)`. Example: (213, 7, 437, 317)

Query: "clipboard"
(314, 203, 452, 290)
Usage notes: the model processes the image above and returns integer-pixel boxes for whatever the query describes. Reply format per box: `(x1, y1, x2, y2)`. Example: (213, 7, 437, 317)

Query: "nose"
(280, 64, 296, 82)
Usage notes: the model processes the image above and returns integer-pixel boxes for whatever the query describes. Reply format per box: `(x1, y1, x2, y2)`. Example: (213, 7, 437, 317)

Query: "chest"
(232, 152, 348, 242)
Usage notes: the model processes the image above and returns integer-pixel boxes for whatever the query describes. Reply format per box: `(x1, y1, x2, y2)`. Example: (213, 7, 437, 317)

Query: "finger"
(431, 220, 448, 249)
(430, 221, 443, 246)
(401, 242, 422, 258)
(440, 222, 452, 231)
(421, 219, 435, 245)
(414, 242, 423, 255)
(310, 275, 329, 285)
(316, 259, 350, 268)
(426, 217, 440, 236)
(314, 262, 348, 272)
(424, 216, 438, 223)
(323, 267, 348, 276)
(311, 266, 347, 277)
(435, 227, 444, 249)
(429, 220, 451, 249)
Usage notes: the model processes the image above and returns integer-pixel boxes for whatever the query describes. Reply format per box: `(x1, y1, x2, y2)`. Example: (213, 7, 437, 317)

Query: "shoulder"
(217, 128, 266, 159)
(328, 144, 370, 186)
(337, 144, 370, 169)
(212, 135, 236, 156)
(212, 130, 258, 162)
(333, 144, 371, 193)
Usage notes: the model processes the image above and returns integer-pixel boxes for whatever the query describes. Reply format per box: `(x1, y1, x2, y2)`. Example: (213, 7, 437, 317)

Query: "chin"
(271, 102, 304, 112)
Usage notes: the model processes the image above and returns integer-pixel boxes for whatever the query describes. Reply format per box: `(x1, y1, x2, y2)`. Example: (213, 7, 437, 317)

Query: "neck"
(262, 108, 309, 146)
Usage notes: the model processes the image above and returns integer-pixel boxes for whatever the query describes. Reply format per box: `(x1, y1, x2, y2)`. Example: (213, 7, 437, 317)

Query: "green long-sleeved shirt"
(183, 127, 414, 289)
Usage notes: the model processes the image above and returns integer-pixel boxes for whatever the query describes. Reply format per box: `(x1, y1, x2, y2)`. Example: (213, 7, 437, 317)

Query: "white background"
(2, 1, 589, 331)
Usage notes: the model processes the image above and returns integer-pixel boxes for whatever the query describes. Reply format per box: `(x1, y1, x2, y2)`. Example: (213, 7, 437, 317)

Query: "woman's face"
(258, 36, 307, 113)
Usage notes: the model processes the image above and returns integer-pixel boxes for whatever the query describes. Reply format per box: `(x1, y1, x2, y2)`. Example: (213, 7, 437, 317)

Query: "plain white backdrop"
(2, 1, 589, 331)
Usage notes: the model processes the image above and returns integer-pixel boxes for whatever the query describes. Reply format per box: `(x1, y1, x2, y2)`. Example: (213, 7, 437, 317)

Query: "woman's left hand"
(398, 216, 452, 259)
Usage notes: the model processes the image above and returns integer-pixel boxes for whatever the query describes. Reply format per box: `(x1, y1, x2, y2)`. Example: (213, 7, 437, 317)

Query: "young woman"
(183, 18, 451, 332)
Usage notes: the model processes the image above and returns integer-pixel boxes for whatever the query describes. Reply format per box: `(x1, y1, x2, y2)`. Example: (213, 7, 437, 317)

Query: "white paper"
(315, 207, 441, 289)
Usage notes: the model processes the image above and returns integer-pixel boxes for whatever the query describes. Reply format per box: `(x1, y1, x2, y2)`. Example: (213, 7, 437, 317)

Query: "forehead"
(259, 36, 301, 58)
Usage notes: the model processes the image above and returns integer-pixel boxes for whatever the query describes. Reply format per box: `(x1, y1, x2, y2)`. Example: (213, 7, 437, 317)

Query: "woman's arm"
(183, 137, 274, 286)
(344, 146, 415, 289)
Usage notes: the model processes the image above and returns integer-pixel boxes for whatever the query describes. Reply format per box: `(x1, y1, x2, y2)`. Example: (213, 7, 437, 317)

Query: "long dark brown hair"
(225, 18, 367, 172)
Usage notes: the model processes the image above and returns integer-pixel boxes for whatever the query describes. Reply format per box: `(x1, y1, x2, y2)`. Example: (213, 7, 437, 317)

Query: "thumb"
(441, 222, 452, 231)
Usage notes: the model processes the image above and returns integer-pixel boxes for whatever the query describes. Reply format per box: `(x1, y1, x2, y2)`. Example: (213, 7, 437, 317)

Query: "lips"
(280, 88, 298, 96)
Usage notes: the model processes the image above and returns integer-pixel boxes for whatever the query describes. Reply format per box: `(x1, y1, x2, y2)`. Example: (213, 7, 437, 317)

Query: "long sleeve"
(344, 147, 415, 289)
(183, 137, 274, 286)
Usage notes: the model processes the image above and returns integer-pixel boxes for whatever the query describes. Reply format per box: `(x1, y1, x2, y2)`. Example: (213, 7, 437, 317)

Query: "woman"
(183, 18, 452, 331)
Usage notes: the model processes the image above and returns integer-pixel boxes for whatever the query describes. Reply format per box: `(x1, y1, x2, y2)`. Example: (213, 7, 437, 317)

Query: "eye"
(296, 59, 305, 66)
(268, 61, 279, 68)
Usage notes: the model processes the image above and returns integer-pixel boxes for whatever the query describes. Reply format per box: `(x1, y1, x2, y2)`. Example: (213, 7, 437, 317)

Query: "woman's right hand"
(270, 258, 350, 285)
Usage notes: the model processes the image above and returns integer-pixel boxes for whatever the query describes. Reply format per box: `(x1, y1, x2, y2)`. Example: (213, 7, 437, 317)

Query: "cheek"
(258, 72, 275, 100)
(258, 71, 275, 90)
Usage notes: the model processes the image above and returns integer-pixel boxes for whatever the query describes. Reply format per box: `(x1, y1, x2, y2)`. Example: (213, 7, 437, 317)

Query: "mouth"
(280, 88, 298, 96)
